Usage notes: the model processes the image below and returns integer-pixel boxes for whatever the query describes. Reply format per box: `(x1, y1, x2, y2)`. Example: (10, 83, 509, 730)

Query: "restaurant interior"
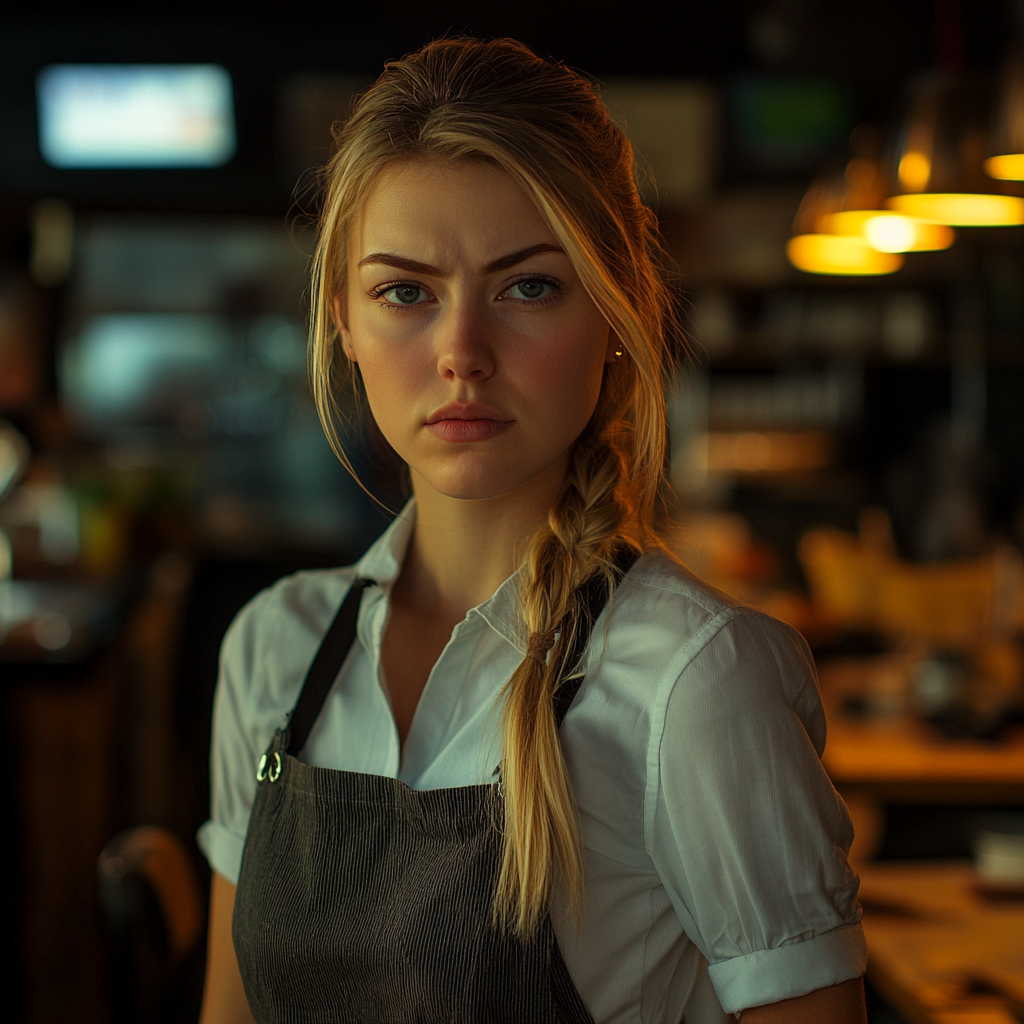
(2, 2, 1023, 1022)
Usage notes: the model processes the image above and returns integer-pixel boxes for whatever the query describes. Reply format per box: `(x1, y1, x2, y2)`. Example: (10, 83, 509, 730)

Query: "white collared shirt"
(199, 505, 865, 1023)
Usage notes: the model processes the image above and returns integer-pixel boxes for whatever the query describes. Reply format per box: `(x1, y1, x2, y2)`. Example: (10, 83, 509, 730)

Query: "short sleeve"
(196, 588, 275, 884)
(648, 609, 866, 1015)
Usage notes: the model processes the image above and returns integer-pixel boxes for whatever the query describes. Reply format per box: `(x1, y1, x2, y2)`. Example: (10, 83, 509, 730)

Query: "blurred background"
(2, 2, 1023, 1022)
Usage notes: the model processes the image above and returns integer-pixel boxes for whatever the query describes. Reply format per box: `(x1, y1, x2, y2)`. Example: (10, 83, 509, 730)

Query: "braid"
(494, 427, 638, 936)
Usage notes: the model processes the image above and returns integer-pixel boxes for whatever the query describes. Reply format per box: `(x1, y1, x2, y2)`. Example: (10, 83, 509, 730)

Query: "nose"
(435, 303, 495, 382)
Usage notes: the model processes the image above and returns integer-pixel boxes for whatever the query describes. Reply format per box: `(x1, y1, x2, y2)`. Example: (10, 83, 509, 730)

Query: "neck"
(394, 460, 567, 619)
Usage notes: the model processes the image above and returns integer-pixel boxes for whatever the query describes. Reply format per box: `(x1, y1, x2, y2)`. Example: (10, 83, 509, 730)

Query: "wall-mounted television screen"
(37, 64, 236, 169)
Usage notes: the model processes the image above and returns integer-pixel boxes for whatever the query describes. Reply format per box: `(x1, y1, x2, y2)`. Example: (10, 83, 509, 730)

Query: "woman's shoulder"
(616, 551, 817, 700)
(623, 550, 778, 637)
(234, 563, 357, 630)
(219, 564, 361, 688)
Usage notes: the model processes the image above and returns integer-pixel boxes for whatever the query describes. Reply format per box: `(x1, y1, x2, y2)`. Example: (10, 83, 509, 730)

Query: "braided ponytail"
(495, 426, 638, 935)
(308, 37, 681, 939)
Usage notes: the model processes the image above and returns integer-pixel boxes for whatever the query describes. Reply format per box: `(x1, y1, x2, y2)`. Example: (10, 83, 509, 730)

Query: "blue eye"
(382, 285, 426, 305)
(508, 279, 556, 301)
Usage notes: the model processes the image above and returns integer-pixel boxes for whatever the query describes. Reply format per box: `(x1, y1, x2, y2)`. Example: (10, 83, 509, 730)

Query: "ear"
(604, 326, 623, 363)
(333, 293, 357, 362)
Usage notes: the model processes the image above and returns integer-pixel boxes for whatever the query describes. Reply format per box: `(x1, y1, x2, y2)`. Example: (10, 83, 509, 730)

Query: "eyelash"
(370, 281, 428, 304)
(368, 274, 564, 308)
(501, 274, 562, 305)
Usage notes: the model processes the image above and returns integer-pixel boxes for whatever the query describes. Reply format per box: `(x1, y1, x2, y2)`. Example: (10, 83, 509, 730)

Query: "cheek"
(518, 324, 608, 430)
(347, 312, 418, 402)
(355, 354, 417, 436)
(547, 318, 608, 390)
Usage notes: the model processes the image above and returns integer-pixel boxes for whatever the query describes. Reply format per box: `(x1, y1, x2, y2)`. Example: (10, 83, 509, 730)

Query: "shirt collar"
(353, 500, 416, 589)
(352, 499, 528, 655)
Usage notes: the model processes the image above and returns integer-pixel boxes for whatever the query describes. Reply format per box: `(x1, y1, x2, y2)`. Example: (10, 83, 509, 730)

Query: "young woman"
(198, 37, 867, 1024)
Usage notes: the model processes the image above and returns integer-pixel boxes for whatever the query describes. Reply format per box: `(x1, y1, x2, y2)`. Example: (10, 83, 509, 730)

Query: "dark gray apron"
(233, 554, 636, 1024)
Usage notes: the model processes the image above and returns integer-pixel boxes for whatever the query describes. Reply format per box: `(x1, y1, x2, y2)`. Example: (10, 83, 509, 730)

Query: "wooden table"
(824, 716, 1024, 803)
(858, 860, 1024, 1024)
(818, 659, 1024, 862)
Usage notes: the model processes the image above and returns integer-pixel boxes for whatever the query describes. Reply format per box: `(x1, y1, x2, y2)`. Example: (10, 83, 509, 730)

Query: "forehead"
(350, 158, 558, 263)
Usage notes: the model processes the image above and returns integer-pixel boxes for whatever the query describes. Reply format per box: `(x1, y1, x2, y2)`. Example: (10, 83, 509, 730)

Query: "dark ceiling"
(0, 1, 1017, 211)
(2, 1, 1012, 92)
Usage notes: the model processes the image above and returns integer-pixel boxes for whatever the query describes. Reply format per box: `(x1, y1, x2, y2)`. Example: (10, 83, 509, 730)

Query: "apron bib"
(233, 555, 636, 1023)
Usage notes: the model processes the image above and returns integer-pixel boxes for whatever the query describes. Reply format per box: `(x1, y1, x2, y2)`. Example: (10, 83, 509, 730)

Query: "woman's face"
(339, 158, 615, 503)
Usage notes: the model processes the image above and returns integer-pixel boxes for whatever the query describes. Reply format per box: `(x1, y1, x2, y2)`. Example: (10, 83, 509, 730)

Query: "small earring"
(613, 347, 624, 359)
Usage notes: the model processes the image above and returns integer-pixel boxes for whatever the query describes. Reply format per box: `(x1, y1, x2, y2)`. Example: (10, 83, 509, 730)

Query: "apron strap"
(285, 577, 374, 756)
(552, 547, 639, 727)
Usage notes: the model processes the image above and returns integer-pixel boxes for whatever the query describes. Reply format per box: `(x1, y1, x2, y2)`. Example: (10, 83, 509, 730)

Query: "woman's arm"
(740, 977, 867, 1023)
(198, 872, 257, 1024)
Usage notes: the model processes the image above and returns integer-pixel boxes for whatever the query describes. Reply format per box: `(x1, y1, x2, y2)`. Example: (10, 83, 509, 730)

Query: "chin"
(425, 472, 531, 502)
(416, 456, 551, 503)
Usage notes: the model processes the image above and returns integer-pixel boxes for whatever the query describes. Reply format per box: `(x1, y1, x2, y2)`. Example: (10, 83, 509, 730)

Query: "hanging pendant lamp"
(786, 171, 902, 274)
(786, 233, 904, 275)
(984, 39, 1024, 181)
(787, 130, 901, 275)
(821, 210, 954, 252)
(886, 74, 1024, 226)
(785, 131, 936, 275)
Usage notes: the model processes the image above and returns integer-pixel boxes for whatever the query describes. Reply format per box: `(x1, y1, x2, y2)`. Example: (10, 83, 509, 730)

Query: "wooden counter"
(858, 860, 1024, 1024)
(818, 659, 1024, 863)
(824, 715, 1024, 804)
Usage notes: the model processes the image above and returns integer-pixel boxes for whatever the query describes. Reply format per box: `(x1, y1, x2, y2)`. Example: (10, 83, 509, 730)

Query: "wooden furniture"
(97, 826, 205, 1024)
(6, 555, 195, 1024)
(858, 860, 1024, 1024)
(799, 527, 1024, 648)
(825, 714, 1024, 801)
(8, 655, 120, 1024)
(818, 659, 1024, 863)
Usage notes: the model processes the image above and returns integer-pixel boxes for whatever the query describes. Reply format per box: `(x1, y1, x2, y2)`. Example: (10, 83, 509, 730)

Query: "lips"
(425, 401, 514, 443)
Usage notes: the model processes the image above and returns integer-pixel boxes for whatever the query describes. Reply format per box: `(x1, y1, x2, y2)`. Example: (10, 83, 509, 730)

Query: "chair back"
(97, 826, 205, 1024)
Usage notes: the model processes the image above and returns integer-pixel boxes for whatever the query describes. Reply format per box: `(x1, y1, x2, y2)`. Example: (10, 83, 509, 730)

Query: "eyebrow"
(356, 242, 566, 276)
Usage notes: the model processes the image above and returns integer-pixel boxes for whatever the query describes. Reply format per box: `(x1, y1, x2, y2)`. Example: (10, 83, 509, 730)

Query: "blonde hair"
(309, 37, 678, 937)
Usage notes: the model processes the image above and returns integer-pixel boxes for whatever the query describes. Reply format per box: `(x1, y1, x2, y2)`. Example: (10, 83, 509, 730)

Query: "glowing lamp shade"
(821, 210, 954, 251)
(984, 153, 1024, 180)
(987, 43, 1024, 181)
(787, 234, 904, 275)
(898, 151, 932, 191)
(864, 214, 953, 251)
(884, 76, 1024, 228)
(821, 210, 878, 235)
(886, 192, 1024, 226)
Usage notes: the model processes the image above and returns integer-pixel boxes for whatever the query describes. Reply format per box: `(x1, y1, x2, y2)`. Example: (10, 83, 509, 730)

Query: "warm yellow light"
(864, 214, 954, 252)
(887, 193, 1024, 226)
(704, 431, 832, 474)
(819, 210, 953, 252)
(821, 210, 877, 235)
(898, 151, 931, 191)
(786, 234, 904, 275)
(984, 153, 1024, 180)
(865, 214, 916, 251)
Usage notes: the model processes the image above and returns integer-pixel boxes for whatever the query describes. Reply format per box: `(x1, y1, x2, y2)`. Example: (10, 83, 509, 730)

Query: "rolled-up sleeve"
(647, 608, 866, 1015)
(196, 589, 273, 885)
